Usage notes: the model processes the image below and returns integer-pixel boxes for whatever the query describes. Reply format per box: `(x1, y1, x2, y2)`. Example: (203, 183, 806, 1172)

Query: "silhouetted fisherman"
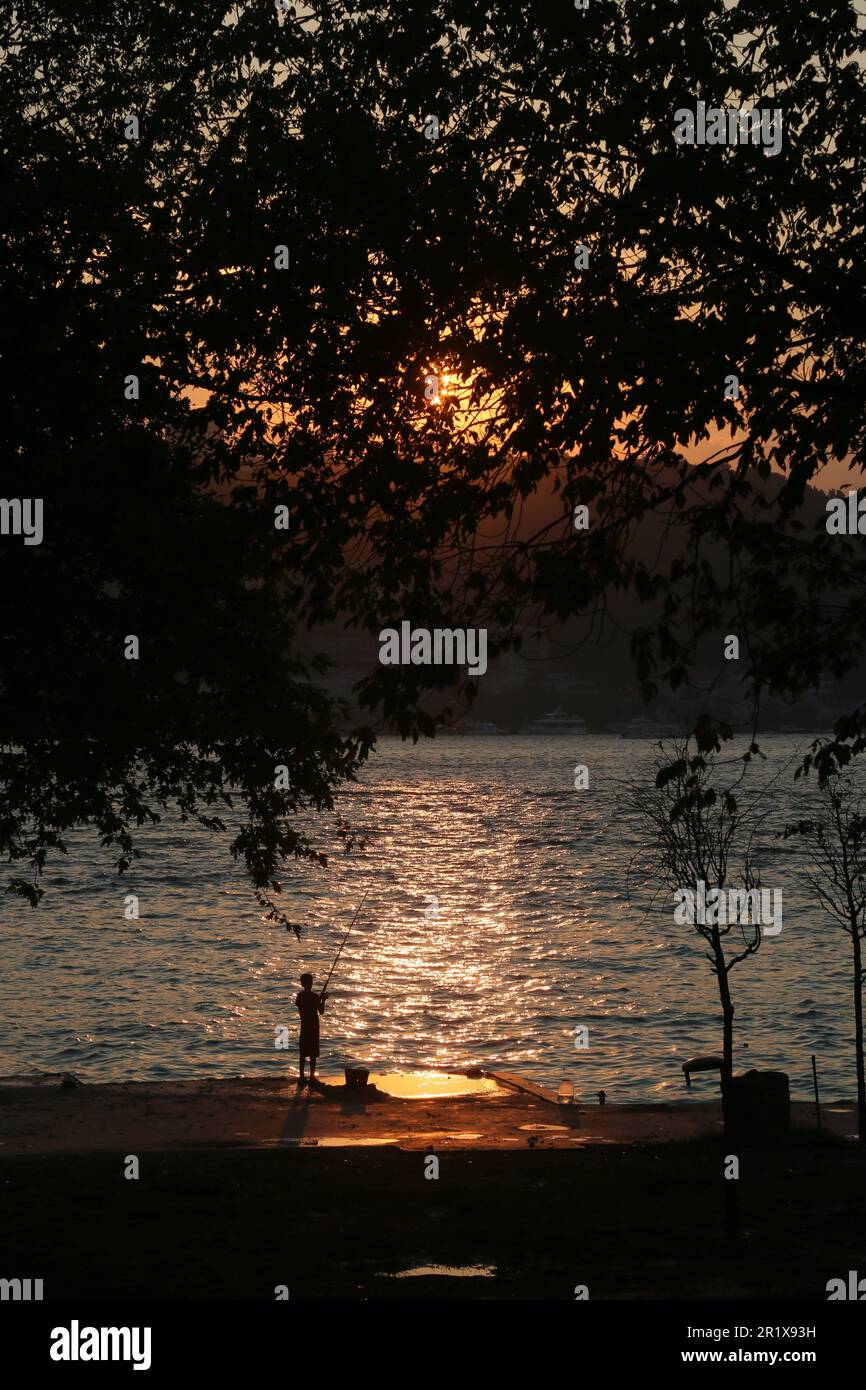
(296, 972, 327, 1086)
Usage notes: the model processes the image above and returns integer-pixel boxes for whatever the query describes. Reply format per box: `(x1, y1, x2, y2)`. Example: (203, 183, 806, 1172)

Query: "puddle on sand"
(381, 1264, 497, 1279)
(518, 1123, 571, 1133)
(280, 1132, 484, 1147)
(296, 1070, 501, 1099)
(560, 1135, 617, 1145)
(315, 1136, 402, 1147)
(367, 1072, 500, 1099)
(278, 1136, 400, 1147)
(418, 1132, 483, 1141)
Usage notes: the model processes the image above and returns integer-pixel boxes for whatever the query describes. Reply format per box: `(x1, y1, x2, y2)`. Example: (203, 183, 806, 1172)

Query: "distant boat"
(525, 708, 587, 734)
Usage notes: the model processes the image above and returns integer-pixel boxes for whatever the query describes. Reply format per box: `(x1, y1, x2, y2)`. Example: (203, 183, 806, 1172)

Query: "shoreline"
(3, 1070, 864, 1299)
(0, 1069, 857, 1156)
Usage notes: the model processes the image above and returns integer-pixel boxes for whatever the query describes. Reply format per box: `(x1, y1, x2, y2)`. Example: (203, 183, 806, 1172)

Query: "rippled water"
(1, 735, 859, 1100)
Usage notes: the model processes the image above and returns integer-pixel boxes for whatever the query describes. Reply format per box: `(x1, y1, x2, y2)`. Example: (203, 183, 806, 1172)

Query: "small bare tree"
(631, 739, 773, 1133)
(785, 773, 866, 1143)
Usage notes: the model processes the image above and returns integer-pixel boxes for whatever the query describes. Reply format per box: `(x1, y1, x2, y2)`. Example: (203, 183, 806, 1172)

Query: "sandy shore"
(0, 1069, 857, 1155)
(3, 1072, 863, 1299)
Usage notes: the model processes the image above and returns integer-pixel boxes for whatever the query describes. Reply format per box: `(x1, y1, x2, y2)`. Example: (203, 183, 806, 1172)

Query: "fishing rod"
(320, 886, 370, 996)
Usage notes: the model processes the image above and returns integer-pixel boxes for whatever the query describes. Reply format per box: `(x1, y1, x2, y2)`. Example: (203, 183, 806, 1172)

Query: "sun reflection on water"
(0, 737, 854, 1099)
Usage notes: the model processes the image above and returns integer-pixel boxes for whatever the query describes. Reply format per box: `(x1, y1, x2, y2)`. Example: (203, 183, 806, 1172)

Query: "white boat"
(525, 708, 587, 734)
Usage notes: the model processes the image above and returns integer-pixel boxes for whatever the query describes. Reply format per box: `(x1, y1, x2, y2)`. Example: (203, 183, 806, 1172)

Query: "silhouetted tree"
(785, 772, 866, 1142)
(631, 739, 774, 1131)
(2, 1, 866, 912)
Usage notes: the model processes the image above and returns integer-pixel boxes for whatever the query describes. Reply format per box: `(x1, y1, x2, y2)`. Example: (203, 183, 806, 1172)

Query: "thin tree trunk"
(852, 930, 866, 1144)
(715, 932, 735, 1135)
(717, 945, 738, 1238)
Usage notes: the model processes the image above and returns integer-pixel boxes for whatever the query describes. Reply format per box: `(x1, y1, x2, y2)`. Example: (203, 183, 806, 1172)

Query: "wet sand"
(2, 1073, 864, 1299)
(0, 1070, 713, 1154)
(0, 1070, 857, 1155)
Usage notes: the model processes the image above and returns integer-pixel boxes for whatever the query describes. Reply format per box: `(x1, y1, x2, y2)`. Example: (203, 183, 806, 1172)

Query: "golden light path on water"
(269, 735, 853, 1099)
(284, 747, 601, 1078)
(0, 736, 857, 1100)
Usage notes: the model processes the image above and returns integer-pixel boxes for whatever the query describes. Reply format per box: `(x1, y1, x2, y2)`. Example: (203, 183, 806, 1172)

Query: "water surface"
(1, 734, 856, 1101)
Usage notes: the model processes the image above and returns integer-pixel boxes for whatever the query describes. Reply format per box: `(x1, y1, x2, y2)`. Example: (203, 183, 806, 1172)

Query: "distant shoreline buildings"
(309, 626, 854, 737)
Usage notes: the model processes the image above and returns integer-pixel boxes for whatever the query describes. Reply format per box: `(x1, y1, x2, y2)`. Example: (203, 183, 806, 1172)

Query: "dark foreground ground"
(4, 1133, 866, 1300)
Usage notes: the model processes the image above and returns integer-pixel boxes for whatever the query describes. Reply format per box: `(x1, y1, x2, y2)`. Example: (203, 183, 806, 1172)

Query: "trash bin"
(727, 1070, 790, 1134)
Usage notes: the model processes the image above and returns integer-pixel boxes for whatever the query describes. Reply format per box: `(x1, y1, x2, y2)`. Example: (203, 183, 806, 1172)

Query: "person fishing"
(295, 973, 326, 1086)
(294, 887, 370, 1089)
